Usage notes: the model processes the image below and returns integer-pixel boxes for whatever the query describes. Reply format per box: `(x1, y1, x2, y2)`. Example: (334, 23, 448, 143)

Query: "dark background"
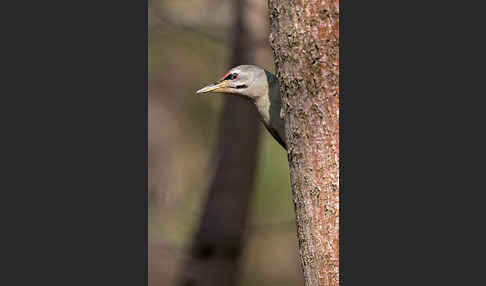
(148, 1, 301, 285)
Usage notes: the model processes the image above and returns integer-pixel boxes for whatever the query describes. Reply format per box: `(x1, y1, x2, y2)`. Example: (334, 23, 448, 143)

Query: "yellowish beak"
(196, 81, 229, 95)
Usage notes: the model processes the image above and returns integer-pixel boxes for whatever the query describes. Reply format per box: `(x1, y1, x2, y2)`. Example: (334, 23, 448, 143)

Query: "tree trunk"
(178, 1, 261, 285)
(267, 1, 339, 286)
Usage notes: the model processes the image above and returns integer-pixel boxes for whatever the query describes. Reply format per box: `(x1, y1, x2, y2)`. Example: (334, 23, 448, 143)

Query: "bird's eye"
(224, 73, 238, 81)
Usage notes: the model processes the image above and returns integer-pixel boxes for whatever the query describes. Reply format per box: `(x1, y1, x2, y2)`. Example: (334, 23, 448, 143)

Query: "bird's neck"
(254, 72, 286, 146)
(254, 74, 278, 124)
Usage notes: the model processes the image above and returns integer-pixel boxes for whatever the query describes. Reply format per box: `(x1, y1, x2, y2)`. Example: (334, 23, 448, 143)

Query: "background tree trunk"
(267, 1, 339, 285)
(178, 0, 261, 285)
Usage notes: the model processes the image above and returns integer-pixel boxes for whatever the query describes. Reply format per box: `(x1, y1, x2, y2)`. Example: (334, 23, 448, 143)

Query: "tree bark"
(178, 1, 261, 285)
(267, 1, 339, 286)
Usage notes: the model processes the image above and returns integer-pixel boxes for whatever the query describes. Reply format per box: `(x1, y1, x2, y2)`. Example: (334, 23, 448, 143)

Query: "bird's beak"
(196, 81, 229, 95)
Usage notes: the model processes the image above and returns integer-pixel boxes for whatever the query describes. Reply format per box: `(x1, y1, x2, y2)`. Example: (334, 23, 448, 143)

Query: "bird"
(196, 65, 286, 150)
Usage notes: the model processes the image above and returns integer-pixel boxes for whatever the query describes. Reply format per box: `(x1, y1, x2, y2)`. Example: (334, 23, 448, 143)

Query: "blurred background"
(148, 0, 302, 285)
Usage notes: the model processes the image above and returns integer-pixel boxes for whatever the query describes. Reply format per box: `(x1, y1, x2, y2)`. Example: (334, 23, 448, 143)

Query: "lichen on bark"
(267, 0, 339, 285)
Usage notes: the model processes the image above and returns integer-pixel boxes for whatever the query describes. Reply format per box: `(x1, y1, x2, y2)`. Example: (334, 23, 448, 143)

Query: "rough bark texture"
(178, 1, 261, 285)
(267, 1, 339, 286)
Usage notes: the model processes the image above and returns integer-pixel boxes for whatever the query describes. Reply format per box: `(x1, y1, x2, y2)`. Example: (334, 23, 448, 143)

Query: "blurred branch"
(153, 216, 296, 257)
(177, 0, 262, 285)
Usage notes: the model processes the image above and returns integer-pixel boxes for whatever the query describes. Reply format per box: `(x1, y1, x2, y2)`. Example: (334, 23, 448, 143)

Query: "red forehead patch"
(219, 69, 233, 81)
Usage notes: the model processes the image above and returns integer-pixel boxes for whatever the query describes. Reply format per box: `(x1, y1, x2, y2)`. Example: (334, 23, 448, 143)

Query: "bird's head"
(196, 65, 267, 100)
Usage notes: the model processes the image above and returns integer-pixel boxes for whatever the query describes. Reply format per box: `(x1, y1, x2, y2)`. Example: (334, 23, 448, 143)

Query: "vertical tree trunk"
(267, 1, 339, 286)
(178, 1, 261, 285)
